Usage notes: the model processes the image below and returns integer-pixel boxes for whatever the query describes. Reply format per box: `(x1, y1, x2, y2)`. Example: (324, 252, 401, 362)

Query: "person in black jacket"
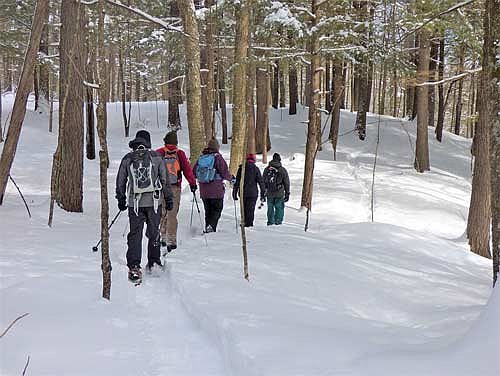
(262, 153, 290, 225)
(232, 154, 265, 227)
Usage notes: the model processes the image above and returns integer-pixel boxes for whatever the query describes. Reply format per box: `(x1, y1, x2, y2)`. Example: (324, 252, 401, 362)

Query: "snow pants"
(160, 184, 181, 245)
(127, 206, 161, 268)
(202, 198, 224, 231)
(243, 196, 257, 227)
(267, 197, 285, 225)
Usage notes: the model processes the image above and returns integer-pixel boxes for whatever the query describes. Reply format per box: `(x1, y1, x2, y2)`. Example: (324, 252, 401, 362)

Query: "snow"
(0, 92, 497, 375)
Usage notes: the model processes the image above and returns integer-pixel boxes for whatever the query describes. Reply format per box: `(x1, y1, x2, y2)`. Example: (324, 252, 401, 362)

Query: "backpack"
(265, 166, 282, 193)
(164, 148, 181, 185)
(196, 154, 217, 183)
(129, 148, 157, 194)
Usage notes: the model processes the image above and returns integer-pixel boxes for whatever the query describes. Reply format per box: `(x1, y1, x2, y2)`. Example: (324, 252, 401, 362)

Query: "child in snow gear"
(116, 130, 174, 283)
(233, 154, 265, 227)
(263, 153, 290, 225)
(193, 138, 233, 233)
(156, 131, 197, 252)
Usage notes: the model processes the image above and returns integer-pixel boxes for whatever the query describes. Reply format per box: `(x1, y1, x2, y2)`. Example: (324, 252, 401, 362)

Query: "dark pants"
(243, 196, 257, 227)
(127, 206, 161, 268)
(267, 197, 285, 225)
(202, 198, 224, 231)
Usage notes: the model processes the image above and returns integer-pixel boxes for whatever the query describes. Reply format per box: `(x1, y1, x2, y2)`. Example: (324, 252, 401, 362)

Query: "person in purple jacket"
(193, 138, 233, 233)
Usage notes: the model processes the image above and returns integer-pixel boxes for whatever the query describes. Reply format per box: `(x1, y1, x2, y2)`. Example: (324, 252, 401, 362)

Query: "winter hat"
(164, 131, 178, 145)
(207, 138, 220, 152)
(272, 153, 281, 162)
(129, 130, 151, 149)
(246, 153, 256, 162)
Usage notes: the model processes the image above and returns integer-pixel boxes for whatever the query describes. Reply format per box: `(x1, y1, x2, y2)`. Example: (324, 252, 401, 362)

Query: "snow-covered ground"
(0, 93, 497, 375)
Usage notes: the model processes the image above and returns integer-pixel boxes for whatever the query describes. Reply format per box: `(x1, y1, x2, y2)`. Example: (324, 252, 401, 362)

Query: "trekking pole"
(233, 197, 238, 233)
(193, 193, 208, 246)
(92, 210, 122, 252)
(190, 194, 195, 229)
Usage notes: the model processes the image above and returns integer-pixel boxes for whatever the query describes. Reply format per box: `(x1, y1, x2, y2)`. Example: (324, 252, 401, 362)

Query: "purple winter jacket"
(193, 148, 233, 199)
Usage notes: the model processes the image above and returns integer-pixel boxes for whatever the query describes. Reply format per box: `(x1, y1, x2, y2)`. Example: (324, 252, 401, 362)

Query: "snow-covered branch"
(416, 68, 481, 87)
(83, 80, 100, 89)
(105, 0, 188, 36)
(157, 75, 185, 86)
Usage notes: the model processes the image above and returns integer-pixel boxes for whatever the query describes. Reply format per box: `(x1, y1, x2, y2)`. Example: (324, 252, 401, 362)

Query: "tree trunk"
(86, 35, 96, 161)
(454, 47, 465, 135)
(354, 0, 370, 141)
(414, 29, 430, 173)
(167, 69, 182, 130)
(229, 0, 250, 174)
(218, 57, 228, 144)
(53, 0, 86, 212)
(177, 0, 205, 163)
(301, 0, 320, 212)
(38, 21, 50, 107)
(428, 38, 438, 128)
(325, 59, 331, 113)
(289, 64, 298, 115)
(330, 59, 343, 160)
(246, 59, 256, 155)
(256, 66, 269, 155)
(96, 0, 111, 300)
(201, 47, 214, 140)
(0, 0, 49, 204)
(118, 44, 129, 136)
(435, 37, 445, 141)
(272, 62, 279, 109)
(34, 68, 40, 111)
(279, 61, 286, 108)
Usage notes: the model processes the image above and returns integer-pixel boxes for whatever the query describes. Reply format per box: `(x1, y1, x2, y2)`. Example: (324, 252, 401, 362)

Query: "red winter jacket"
(155, 145, 196, 187)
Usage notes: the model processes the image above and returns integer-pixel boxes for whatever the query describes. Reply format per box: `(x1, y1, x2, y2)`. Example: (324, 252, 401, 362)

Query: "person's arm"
(233, 165, 242, 199)
(116, 155, 129, 202)
(156, 154, 173, 207)
(282, 167, 290, 201)
(155, 147, 166, 157)
(256, 167, 265, 199)
(262, 167, 269, 190)
(178, 150, 197, 186)
(215, 153, 233, 181)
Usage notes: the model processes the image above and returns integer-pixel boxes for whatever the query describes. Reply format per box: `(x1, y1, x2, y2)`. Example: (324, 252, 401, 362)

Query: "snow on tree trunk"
(414, 30, 430, 173)
(177, 0, 205, 163)
(0, 0, 49, 205)
(229, 0, 250, 175)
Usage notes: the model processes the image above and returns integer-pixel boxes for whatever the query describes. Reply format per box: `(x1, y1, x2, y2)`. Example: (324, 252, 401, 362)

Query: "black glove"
(190, 184, 197, 193)
(284, 193, 289, 203)
(165, 197, 174, 211)
(232, 191, 238, 201)
(118, 198, 127, 211)
(260, 196, 266, 203)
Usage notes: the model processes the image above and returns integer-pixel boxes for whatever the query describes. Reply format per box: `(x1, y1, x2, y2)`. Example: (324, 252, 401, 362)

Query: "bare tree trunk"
(177, 0, 205, 163)
(167, 1, 182, 131)
(85, 32, 96, 161)
(118, 44, 129, 136)
(325, 59, 332, 113)
(33, 68, 39, 111)
(454, 46, 465, 135)
(271, 62, 279, 109)
(229, 0, 250, 174)
(301, 0, 320, 212)
(218, 57, 228, 144)
(330, 59, 344, 160)
(428, 38, 438, 128)
(414, 29, 430, 173)
(289, 63, 298, 115)
(0, 0, 49, 204)
(279, 61, 286, 108)
(246, 59, 256, 155)
(53, 0, 85, 212)
(256, 65, 269, 155)
(435, 37, 445, 141)
(97, 0, 111, 299)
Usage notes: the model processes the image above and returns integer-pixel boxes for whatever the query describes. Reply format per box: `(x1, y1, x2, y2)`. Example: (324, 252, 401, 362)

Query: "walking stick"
(92, 210, 122, 252)
(193, 193, 208, 246)
(190, 194, 195, 229)
(233, 197, 238, 233)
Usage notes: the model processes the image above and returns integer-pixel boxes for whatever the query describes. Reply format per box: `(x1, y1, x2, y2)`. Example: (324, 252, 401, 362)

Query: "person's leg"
(159, 197, 168, 245)
(127, 208, 145, 268)
(210, 198, 224, 231)
(166, 185, 181, 247)
(267, 197, 275, 225)
(275, 197, 285, 225)
(145, 206, 162, 265)
(244, 196, 257, 227)
(202, 198, 211, 230)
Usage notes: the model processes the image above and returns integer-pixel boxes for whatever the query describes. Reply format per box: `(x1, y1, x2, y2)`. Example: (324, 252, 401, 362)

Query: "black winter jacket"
(233, 161, 265, 199)
(262, 160, 290, 199)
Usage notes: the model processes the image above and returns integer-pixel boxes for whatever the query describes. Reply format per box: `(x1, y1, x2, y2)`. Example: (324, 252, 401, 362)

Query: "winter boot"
(146, 260, 165, 275)
(204, 225, 215, 233)
(128, 266, 142, 284)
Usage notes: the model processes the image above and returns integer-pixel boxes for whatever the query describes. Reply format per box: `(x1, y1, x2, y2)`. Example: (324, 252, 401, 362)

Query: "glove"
(118, 198, 127, 211)
(232, 191, 238, 201)
(260, 197, 266, 203)
(165, 197, 174, 211)
(230, 176, 236, 185)
(190, 184, 197, 193)
(284, 193, 289, 203)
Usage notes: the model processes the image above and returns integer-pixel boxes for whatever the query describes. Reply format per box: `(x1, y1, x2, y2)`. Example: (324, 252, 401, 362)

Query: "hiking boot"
(167, 243, 177, 253)
(160, 238, 167, 247)
(146, 260, 165, 274)
(204, 225, 215, 233)
(128, 266, 142, 283)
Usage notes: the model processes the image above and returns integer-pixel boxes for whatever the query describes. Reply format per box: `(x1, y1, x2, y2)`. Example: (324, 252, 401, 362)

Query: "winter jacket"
(233, 161, 265, 199)
(116, 149, 173, 208)
(193, 148, 233, 199)
(262, 160, 290, 199)
(155, 145, 196, 187)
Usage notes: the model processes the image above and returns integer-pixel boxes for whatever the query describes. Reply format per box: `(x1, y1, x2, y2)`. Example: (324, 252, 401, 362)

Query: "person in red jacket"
(156, 131, 197, 252)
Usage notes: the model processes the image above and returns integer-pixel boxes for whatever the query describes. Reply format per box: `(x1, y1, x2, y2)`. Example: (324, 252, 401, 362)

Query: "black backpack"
(265, 166, 282, 193)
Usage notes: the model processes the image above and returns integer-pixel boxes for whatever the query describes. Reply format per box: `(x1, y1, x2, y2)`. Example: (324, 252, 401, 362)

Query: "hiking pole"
(92, 210, 122, 252)
(190, 194, 195, 229)
(193, 193, 208, 246)
(233, 197, 238, 233)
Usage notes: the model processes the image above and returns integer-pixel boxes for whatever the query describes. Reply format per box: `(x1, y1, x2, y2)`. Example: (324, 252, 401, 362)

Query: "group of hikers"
(115, 130, 290, 283)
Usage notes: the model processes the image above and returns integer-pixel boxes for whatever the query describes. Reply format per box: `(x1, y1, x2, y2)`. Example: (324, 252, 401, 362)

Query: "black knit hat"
(272, 153, 281, 162)
(164, 131, 178, 145)
(129, 130, 151, 149)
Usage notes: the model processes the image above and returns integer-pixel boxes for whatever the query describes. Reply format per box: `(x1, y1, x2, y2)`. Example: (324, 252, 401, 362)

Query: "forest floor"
(0, 93, 497, 376)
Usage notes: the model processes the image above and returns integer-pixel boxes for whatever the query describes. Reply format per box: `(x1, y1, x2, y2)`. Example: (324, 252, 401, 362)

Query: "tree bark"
(279, 61, 286, 108)
(454, 46, 465, 135)
(428, 38, 438, 128)
(229, 0, 250, 174)
(330, 59, 344, 160)
(414, 29, 430, 173)
(85, 28, 96, 161)
(38, 21, 50, 107)
(118, 44, 129, 136)
(256, 66, 270, 155)
(435, 37, 445, 141)
(289, 64, 298, 115)
(272, 62, 279, 109)
(325, 59, 332, 113)
(246, 59, 256, 155)
(177, 0, 205, 163)
(0, 0, 49, 204)
(218, 57, 228, 144)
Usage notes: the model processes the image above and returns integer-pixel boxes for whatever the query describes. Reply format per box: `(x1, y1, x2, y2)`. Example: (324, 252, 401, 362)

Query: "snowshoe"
(204, 225, 215, 234)
(146, 261, 165, 277)
(128, 266, 142, 285)
(160, 239, 167, 248)
(162, 243, 177, 257)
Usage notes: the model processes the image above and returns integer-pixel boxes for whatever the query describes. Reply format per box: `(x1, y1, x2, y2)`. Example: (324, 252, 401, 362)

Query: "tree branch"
(0, 313, 30, 339)
(416, 67, 481, 87)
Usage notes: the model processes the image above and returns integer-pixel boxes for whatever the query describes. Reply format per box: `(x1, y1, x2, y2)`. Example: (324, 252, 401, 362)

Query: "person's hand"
(230, 176, 236, 185)
(260, 197, 266, 203)
(118, 198, 127, 211)
(190, 184, 197, 193)
(232, 191, 238, 201)
(284, 193, 289, 203)
(165, 197, 174, 211)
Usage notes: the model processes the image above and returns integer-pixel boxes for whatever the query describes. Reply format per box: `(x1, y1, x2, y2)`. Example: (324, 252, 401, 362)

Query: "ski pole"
(92, 210, 122, 252)
(193, 193, 208, 246)
(233, 198, 238, 233)
(190, 194, 195, 229)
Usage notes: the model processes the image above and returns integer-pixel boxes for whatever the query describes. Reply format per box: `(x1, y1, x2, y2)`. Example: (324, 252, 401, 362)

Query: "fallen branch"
(0, 313, 30, 339)
(8, 175, 31, 218)
(22, 355, 30, 376)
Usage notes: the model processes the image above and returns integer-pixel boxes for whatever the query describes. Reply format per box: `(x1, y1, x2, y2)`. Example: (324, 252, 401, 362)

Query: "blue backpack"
(196, 154, 217, 183)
